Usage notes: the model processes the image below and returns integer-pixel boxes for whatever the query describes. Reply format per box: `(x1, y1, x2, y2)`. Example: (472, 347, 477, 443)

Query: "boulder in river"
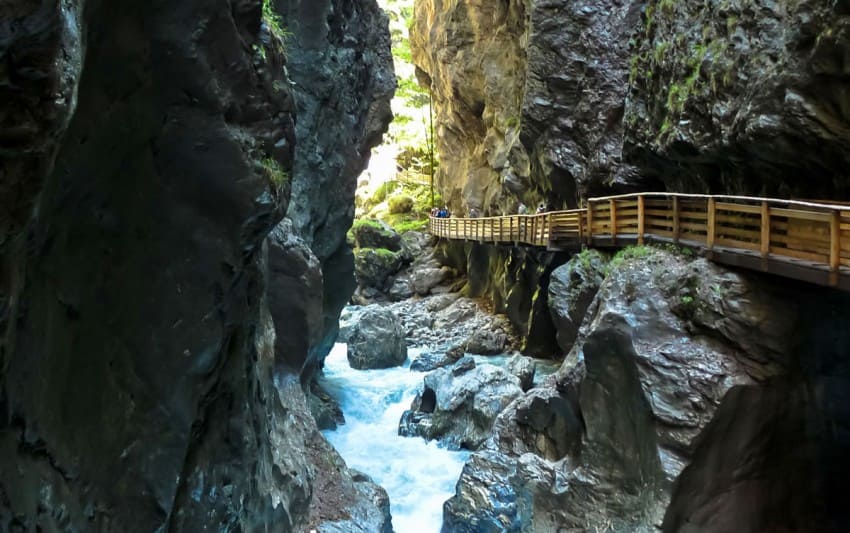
(506, 354, 536, 392)
(346, 307, 408, 369)
(399, 358, 522, 450)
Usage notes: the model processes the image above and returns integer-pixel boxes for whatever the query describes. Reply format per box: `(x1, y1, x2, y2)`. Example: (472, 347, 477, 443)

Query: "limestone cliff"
(413, 0, 850, 207)
(0, 0, 392, 530)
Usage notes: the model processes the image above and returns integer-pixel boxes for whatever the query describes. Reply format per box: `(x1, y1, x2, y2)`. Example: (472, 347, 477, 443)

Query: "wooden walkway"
(429, 193, 850, 291)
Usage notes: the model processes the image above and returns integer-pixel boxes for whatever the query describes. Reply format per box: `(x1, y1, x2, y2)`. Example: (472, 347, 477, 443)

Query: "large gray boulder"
(548, 249, 608, 353)
(347, 307, 408, 369)
(399, 358, 523, 450)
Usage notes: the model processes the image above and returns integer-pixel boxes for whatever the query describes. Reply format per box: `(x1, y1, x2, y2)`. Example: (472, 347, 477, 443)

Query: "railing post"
(609, 199, 617, 246)
(760, 201, 770, 261)
(577, 210, 585, 244)
(831, 209, 840, 285)
(586, 202, 594, 245)
(706, 197, 716, 251)
(637, 195, 645, 245)
(499, 217, 503, 242)
(672, 196, 680, 243)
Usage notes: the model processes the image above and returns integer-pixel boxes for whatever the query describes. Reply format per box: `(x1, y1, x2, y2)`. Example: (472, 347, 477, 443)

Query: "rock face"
(547, 249, 608, 353)
(411, 0, 645, 214)
(0, 0, 393, 530)
(399, 358, 522, 450)
(437, 241, 564, 356)
(626, 0, 850, 197)
(280, 0, 396, 377)
(413, 0, 850, 207)
(347, 307, 408, 370)
(442, 248, 850, 531)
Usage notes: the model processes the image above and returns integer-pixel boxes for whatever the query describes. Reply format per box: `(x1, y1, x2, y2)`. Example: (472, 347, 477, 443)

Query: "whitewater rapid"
(320, 343, 469, 533)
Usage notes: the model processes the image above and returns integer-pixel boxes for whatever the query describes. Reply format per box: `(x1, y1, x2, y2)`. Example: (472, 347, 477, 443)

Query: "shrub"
(388, 194, 415, 214)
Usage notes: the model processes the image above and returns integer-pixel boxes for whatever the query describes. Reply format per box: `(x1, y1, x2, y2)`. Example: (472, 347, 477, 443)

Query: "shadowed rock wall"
(279, 0, 396, 381)
(0, 0, 393, 530)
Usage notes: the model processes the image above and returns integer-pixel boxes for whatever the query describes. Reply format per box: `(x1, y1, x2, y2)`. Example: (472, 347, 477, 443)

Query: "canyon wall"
(413, 0, 850, 211)
(413, 0, 850, 529)
(0, 0, 392, 530)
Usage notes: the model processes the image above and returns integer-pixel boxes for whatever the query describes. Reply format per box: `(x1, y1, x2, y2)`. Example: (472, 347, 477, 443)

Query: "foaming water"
(321, 343, 469, 532)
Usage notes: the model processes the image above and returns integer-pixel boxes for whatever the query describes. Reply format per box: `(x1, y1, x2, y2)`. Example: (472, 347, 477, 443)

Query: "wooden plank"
(610, 200, 618, 246)
(770, 245, 829, 263)
(716, 202, 762, 214)
(678, 211, 709, 221)
(716, 237, 760, 252)
(715, 213, 761, 226)
(761, 201, 770, 257)
(707, 198, 716, 250)
(679, 221, 708, 232)
(770, 207, 832, 222)
(586, 203, 593, 244)
(771, 237, 830, 255)
(715, 226, 760, 241)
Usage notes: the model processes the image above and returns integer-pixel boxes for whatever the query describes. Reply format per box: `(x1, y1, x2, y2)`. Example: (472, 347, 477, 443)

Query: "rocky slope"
(0, 0, 393, 530)
(442, 247, 850, 531)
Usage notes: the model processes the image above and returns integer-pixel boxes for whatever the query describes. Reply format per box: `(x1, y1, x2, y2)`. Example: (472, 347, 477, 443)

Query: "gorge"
(1, 0, 849, 532)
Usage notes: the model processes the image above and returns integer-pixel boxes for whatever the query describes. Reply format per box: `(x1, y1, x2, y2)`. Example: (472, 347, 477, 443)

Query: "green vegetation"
(262, 0, 291, 42)
(388, 217, 428, 233)
(352, 0, 438, 234)
(261, 157, 289, 187)
(388, 194, 415, 214)
(609, 245, 654, 270)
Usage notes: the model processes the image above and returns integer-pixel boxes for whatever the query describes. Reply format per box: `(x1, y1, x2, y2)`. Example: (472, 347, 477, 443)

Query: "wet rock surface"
(0, 0, 394, 530)
(346, 307, 408, 370)
(547, 249, 607, 353)
(438, 241, 564, 356)
(627, 0, 850, 197)
(399, 358, 523, 450)
(442, 247, 839, 531)
(280, 0, 396, 378)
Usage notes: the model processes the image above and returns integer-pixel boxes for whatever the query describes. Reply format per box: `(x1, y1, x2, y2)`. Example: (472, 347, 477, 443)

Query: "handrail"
(428, 192, 850, 289)
(588, 192, 850, 211)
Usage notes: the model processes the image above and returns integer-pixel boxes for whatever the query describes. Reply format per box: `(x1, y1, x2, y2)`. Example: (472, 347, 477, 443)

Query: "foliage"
(388, 194, 415, 214)
(609, 245, 654, 270)
(262, 0, 291, 42)
(261, 157, 289, 187)
(390, 218, 429, 233)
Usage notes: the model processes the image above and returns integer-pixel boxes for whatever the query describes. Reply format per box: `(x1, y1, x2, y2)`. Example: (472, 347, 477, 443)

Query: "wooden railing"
(429, 193, 850, 289)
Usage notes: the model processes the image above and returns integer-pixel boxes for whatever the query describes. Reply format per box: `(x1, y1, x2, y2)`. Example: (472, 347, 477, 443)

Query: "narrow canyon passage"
(1, 0, 849, 530)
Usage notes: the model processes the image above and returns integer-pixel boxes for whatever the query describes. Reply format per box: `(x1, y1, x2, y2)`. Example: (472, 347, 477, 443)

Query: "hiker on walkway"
(517, 203, 528, 215)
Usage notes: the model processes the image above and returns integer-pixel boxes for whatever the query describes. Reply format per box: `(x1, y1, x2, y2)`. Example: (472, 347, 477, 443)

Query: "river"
(320, 343, 470, 532)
